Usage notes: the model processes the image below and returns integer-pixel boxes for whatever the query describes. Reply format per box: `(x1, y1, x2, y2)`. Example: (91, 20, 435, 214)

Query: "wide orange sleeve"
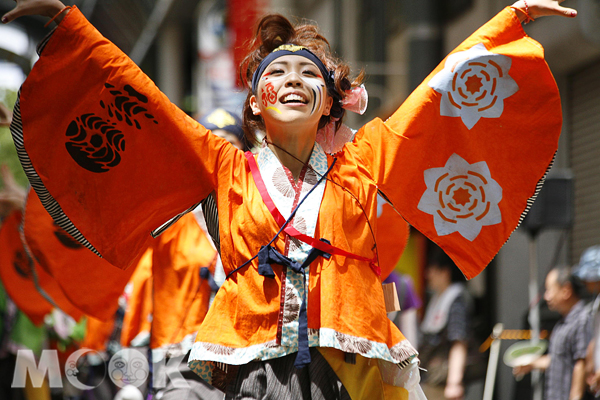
(14, 6, 238, 269)
(351, 7, 561, 279)
(23, 189, 135, 321)
(0, 211, 84, 324)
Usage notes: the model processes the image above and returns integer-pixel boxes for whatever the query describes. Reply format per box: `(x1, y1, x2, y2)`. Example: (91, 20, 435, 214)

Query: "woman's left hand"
(512, 0, 577, 20)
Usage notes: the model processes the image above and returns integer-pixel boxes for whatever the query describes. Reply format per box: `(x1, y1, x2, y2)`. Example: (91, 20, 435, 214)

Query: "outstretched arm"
(512, 354, 551, 377)
(2, 0, 68, 25)
(511, 0, 577, 22)
(3, 5, 234, 268)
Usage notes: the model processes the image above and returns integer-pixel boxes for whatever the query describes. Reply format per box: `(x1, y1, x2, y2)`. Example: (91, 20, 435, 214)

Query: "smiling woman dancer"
(3, 0, 576, 398)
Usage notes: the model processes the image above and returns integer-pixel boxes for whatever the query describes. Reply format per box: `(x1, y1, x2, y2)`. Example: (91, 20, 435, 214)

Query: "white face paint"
(253, 55, 331, 128)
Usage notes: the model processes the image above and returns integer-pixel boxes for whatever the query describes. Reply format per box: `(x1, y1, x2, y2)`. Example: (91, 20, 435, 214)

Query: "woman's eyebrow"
(269, 60, 289, 67)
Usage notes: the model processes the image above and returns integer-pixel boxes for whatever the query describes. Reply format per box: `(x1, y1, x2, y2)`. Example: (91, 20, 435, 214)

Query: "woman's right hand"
(2, 0, 67, 24)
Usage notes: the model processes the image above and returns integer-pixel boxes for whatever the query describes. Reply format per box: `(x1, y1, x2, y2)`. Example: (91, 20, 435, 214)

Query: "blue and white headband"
(251, 44, 334, 95)
(250, 43, 369, 154)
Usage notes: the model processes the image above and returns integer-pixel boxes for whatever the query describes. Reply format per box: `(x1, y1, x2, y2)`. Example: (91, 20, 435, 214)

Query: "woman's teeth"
(282, 94, 307, 103)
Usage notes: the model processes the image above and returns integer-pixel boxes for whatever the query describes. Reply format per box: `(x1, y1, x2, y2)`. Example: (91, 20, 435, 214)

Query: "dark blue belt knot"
(256, 240, 331, 369)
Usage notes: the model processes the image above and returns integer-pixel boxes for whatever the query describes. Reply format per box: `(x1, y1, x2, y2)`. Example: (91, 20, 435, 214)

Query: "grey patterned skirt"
(224, 349, 351, 400)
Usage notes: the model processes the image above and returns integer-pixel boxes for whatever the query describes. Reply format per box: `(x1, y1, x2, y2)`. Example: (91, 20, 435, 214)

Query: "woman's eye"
(303, 70, 317, 77)
(270, 69, 284, 74)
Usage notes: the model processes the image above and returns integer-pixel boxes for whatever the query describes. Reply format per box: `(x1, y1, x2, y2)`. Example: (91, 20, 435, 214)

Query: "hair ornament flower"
(341, 84, 368, 115)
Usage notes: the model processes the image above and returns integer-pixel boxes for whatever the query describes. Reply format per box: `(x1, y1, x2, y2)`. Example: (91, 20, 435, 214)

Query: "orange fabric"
(119, 214, 217, 350)
(359, 7, 561, 279)
(0, 211, 83, 324)
(0, 211, 52, 325)
(377, 201, 410, 280)
(15, 6, 560, 365)
(150, 213, 217, 349)
(195, 148, 407, 350)
(19, 6, 220, 269)
(120, 247, 153, 347)
(81, 316, 115, 351)
(23, 189, 135, 320)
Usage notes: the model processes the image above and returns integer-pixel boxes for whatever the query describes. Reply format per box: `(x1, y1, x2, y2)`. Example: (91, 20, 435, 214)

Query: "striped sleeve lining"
(513, 153, 556, 234)
(200, 192, 220, 255)
(10, 89, 102, 257)
(150, 201, 202, 238)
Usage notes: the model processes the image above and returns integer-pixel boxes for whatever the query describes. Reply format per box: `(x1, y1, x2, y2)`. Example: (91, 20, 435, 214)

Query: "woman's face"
(426, 264, 451, 293)
(250, 55, 333, 133)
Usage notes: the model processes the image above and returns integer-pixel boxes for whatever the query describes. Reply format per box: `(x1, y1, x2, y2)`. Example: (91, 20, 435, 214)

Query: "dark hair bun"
(257, 15, 295, 53)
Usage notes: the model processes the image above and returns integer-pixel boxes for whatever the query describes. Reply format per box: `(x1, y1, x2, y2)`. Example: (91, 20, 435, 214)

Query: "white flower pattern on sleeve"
(428, 43, 518, 129)
(418, 153, 502, 241)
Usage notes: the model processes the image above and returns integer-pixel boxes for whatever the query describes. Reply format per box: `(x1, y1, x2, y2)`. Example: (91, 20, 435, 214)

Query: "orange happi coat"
(83, 214, 218, 354)
(0, 211, 83, 324)
(186, 141, 417, 376)
(149, 212, 218, 355)
(13, 4, 560, 389)
(120, 246, 153, 348)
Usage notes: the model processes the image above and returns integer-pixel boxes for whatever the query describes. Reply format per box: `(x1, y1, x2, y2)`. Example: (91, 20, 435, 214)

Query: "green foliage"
(0, 89, 28, 189)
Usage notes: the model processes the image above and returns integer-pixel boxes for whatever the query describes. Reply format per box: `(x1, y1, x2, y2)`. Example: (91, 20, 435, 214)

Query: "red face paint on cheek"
(261, 88, 268, 107)
(261, 82, 277, 107)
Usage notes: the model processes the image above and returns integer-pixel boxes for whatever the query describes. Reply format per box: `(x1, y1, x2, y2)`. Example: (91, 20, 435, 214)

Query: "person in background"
(573, 246, 600, 397)
(384, 271, 421, 349)
(198, 108, 250, 152)
(514, 267, 592, 400)
(419, 248, 472, 400)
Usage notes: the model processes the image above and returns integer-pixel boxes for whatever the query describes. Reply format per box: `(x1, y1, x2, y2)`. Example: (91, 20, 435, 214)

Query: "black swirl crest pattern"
(14, 250, 32, 278)
(65, 83, 158, 173)
(52, 221, 84, 249)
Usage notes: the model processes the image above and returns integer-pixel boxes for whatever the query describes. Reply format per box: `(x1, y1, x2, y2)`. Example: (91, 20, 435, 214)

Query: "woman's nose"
(284, 72, 303, 87)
